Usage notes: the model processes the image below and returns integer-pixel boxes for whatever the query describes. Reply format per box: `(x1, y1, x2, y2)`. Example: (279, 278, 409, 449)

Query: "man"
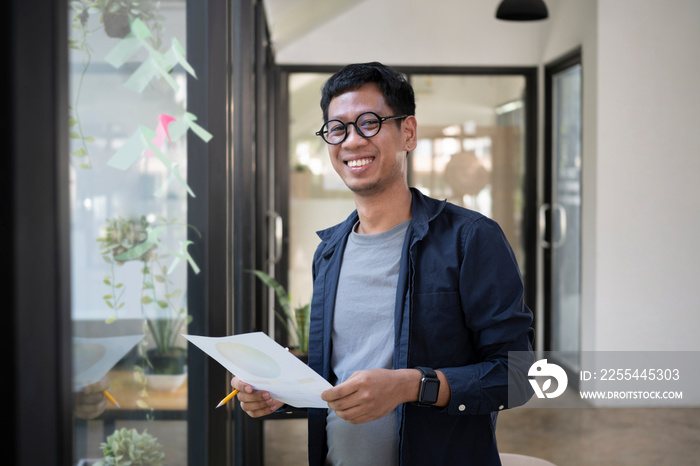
(233, 62, 534, 465)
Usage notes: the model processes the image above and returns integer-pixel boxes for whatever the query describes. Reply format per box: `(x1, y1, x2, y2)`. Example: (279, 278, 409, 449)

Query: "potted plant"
(98, 216, 195, 390)
(95, 427, 165, 466)
(251, 270, 310, 358)
(71, 0, 165, 42)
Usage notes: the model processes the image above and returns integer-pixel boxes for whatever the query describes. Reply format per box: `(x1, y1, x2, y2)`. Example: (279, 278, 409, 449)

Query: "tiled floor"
(496, 405, 700, 465)
(264, 397, 700, 465)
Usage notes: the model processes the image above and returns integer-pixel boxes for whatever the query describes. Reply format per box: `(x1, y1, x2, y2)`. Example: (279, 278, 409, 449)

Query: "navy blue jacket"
(307, 188, 534, 465)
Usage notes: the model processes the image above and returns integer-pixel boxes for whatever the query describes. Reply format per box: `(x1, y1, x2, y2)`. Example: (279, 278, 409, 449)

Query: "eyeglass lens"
(322, 112, 383, 144)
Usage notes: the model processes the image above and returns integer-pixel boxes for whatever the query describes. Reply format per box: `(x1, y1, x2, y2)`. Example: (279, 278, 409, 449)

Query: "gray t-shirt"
(325, 219, 410, 466)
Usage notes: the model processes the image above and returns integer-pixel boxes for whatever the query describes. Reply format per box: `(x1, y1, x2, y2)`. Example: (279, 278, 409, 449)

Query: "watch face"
(420, 378, 440, 404)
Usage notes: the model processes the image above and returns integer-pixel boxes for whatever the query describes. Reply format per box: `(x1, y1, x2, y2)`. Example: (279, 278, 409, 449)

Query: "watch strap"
(416, 366, 437, 379)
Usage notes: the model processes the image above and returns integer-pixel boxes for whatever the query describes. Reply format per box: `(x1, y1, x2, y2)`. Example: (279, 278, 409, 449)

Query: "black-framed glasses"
(315, 112, 408, 145)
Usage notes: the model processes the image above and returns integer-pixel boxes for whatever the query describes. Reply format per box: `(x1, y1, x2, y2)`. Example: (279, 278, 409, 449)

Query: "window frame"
(9, 0, 73, 464)
(542, 47, 583, 380)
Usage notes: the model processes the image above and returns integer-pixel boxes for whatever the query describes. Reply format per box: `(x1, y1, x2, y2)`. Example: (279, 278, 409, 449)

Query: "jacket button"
(458, 404, 466, 411)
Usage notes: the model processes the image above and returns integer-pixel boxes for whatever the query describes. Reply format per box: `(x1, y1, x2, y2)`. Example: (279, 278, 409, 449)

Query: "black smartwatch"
(415, 366, 440, 406)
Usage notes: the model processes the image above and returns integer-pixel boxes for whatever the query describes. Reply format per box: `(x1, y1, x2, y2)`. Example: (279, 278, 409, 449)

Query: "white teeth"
(347, 158, 372, 168)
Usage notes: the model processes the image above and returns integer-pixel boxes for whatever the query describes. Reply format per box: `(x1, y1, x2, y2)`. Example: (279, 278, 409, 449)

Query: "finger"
(269, 399, 285, 412)
(83, 376, 110, 395)
(75, 398, 107, 420)
(333, 404, 363, 424)
(240, 397, 283, 418)
(236, 389, 271, 404)
(321, 388, 339, 402)
(240, 399, 271, 413)
(230, 377, 254, 393)
(242, 405, 275, 418)
(334, 402, 383, 425)
(327, 394, 362, 413)
(321, 382, 356, 402)
(341, 412, 373, 425)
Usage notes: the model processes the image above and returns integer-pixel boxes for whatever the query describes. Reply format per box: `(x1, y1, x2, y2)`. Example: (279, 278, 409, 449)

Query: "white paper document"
(184, 332, 331, 408)
(72, 334, 144, 391)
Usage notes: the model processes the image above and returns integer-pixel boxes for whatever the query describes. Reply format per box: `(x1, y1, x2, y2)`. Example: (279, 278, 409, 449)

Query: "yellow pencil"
(216, 389, 239, 408)
(102, 390, 120, 408)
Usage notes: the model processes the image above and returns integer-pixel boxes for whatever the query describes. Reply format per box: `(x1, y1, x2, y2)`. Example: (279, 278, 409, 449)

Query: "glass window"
(411, 74, 528, 271)
(69, 2, 207, 464)
(549, 63, 582, 369)
(286, 72, 353, 311)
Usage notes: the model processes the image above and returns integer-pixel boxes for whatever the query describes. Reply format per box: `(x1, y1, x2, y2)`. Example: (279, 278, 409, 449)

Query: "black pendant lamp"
(496, 0, 549, 21)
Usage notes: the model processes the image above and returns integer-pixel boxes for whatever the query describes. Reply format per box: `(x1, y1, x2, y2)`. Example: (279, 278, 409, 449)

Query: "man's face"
(326, 83, 416, 196)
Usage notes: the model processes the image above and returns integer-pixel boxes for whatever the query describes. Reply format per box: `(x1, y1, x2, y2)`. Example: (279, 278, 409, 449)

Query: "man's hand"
(74, 376, 110, 420)
(231, 376, 285, 417)
(321, 369, 420, 424)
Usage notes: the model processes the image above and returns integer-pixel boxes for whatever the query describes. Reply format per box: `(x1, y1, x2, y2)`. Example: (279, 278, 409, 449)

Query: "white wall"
(541, 0, 700, 352)
(592, 0, 700, 351)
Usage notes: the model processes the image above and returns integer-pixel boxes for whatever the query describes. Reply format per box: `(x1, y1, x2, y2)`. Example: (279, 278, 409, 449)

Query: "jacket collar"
(407, 187, 447, 241)
(315, 188, 447, 256)
(315, 210, 358, 259)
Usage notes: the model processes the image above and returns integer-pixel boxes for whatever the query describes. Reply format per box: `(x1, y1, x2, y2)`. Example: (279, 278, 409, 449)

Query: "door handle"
(538, 203, 551, 248)
(268, 211, 283, 264)
(538, 203, 567, 249)
(552, 203, 567, 249)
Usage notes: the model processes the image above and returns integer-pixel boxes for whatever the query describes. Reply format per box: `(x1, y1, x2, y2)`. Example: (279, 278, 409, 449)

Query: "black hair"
(320, 62, 416, 122)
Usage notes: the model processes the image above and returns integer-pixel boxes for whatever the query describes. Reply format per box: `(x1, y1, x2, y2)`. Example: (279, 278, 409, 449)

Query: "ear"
(402, 115, 418, 152)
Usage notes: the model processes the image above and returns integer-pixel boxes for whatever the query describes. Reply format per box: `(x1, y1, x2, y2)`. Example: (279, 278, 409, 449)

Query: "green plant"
(97, 215, 197, 371)
(251, 270, 310, 354)
(139, 255, 190, 358)
(69, 0, 166, 169)
(97, 216, 155, 322)
(96, 428, 165, 466)
(98, 216, 146, 319)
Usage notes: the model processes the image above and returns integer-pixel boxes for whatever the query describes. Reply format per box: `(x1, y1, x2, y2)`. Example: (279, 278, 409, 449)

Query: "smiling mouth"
(346, 157, 374, 168)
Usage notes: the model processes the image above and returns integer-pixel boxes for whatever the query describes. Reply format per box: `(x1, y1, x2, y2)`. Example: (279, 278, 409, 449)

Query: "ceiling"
(263, 0, 544, 141)
(261, 0, 556, 66)
(263, 0, 369, 52)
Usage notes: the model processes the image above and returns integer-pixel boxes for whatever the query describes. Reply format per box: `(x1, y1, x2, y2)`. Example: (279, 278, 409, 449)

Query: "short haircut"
(320, 62, 416, 122)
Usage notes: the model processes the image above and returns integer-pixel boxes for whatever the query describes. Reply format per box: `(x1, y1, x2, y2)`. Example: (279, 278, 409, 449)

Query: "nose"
(342, 122, 366, 145)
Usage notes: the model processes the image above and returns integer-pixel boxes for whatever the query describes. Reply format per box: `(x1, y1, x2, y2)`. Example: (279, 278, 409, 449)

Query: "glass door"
(274, 67, 537, 465)
(409, 73, 536, 302)
(285, 72, 354, 314)
(68, 2, 209, 464)
(544, 51, 583, 373)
